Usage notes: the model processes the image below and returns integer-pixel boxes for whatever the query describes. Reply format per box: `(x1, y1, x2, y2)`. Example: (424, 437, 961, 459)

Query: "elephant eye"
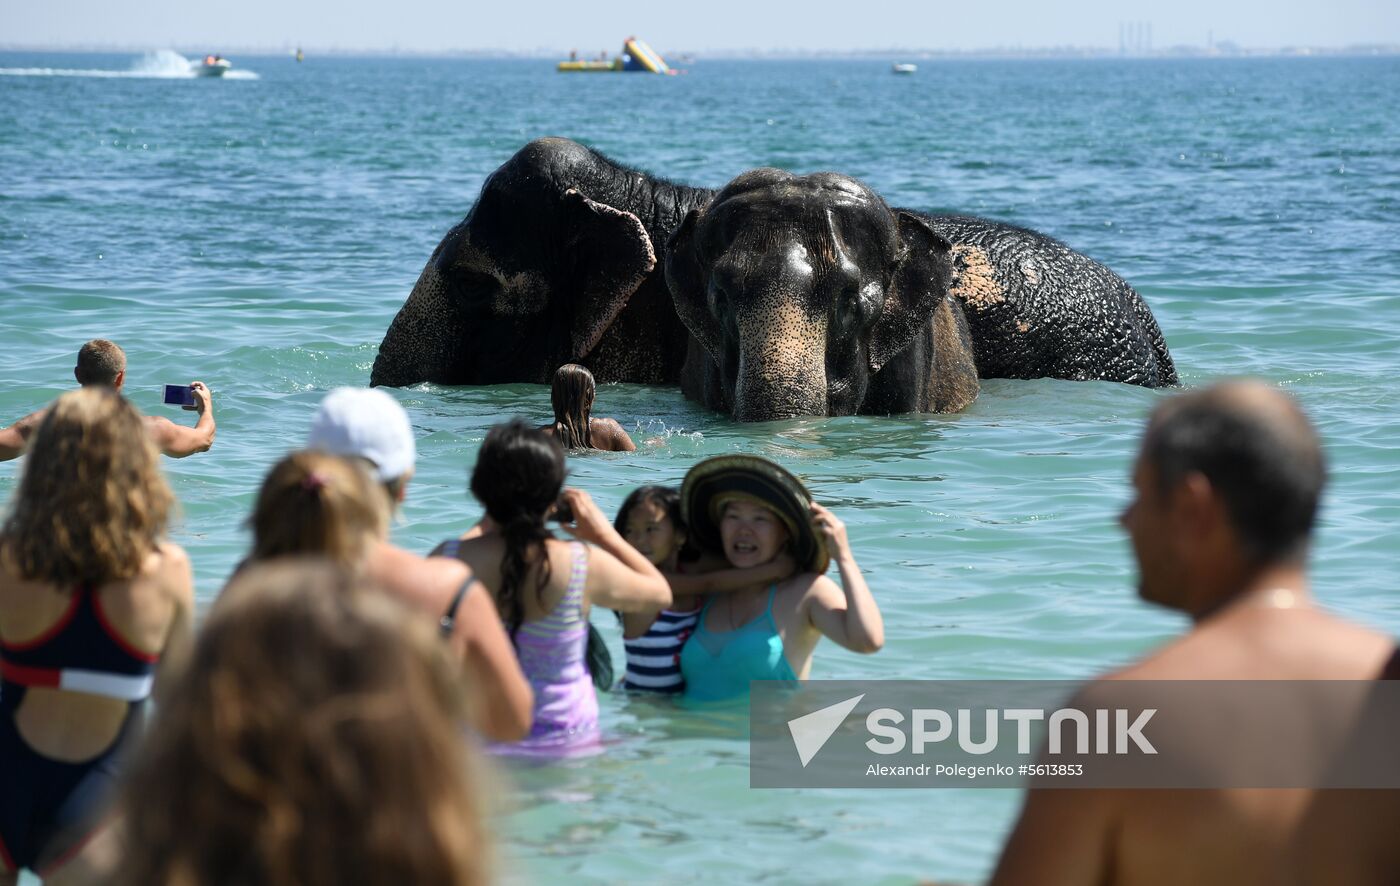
(456, 269, 499, 303)
(707, 279, 730, 320)
(834, 283, 863, 331)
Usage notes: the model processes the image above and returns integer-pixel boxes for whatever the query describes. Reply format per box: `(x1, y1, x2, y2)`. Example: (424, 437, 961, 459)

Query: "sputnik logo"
(787, 694, 865, 767)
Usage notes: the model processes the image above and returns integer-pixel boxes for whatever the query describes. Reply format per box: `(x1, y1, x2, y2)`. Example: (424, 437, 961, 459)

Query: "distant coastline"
(2, 43, 1398, 61)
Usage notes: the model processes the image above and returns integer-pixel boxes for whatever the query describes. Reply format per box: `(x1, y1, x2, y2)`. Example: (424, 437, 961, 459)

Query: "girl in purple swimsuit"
(433, 420, 671, 753)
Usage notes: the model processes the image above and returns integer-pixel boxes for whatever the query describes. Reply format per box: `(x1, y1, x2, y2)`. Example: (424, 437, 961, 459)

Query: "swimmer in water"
(539, 363, 635, 452)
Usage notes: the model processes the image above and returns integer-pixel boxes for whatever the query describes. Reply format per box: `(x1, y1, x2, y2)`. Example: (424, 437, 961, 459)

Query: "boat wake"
(0, 50, 259, 80)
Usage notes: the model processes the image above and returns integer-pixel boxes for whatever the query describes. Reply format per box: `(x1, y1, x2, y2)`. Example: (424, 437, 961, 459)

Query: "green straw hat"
(680, 454, 829, 574)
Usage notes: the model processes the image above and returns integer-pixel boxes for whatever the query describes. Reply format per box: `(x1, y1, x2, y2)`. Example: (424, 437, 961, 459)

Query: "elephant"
(924, 215, 1176, 388)
(664, 169, 980, 420)
(371, 138, 1177, 420)
(664, 170, 1177, 420)
(370, 137, 714, 388)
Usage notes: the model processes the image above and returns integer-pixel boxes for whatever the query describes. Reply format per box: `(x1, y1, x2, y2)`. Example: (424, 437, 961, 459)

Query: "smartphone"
(552, 494, 574, 524)
(162, 384, 196, 409)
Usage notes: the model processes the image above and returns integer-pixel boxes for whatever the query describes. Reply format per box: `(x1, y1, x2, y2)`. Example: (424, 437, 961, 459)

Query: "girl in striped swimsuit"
(615, 487, 795, 694)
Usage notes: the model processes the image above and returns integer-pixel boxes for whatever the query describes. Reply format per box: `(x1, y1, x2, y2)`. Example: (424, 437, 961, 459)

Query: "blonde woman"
(114, 559, 491, 886)
(540, 363, 636, 452)
(0, 389, 194, 884)
(243, 450, 533, 742)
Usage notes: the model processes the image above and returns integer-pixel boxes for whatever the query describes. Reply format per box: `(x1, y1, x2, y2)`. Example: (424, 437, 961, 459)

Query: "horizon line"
(3, 42, 1399, 60)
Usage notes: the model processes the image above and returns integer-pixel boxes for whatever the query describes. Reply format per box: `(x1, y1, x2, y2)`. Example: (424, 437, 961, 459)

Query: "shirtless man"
(307, 386, 534, 741)
(0, 339, 215, 461)
(988, 380, 1396, 886)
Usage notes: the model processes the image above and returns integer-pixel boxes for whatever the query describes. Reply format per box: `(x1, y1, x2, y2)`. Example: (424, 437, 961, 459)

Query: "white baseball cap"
(307, 387, 416, 482)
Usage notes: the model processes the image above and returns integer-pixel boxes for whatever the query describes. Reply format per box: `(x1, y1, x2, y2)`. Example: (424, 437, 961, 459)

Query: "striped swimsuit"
(622, 608, 700, 693)
(492, 541, 600, 755)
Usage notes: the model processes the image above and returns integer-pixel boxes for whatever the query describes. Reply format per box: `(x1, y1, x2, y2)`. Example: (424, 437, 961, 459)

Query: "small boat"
(892, 63, 917, 74)
(195, 55, 232, 77)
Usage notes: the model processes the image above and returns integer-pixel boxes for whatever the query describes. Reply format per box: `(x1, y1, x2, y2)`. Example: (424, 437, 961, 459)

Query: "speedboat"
(892, 63, 917, 74)
(195, 55, 232, 77)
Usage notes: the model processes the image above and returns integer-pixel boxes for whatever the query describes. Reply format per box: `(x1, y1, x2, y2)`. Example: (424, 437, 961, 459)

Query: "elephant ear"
(869, 211, 955, 373)
(561, 188, 657, 360)
(664, 208, 724, 361)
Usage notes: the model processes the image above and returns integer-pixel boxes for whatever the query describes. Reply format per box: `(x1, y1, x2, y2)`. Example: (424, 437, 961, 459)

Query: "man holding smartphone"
(0, 339, 215, 461)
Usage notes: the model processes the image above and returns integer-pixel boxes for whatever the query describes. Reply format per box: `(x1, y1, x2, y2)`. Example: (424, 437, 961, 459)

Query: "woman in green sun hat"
(678, 454, 884, 701)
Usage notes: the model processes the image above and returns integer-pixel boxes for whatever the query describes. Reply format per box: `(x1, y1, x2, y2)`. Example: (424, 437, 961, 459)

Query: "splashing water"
(0, 49, 258, 79)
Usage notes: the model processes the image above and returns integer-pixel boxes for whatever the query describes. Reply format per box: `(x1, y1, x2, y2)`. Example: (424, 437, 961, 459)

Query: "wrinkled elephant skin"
(665, 169, 980, 420)
(370, 137, 712, 387)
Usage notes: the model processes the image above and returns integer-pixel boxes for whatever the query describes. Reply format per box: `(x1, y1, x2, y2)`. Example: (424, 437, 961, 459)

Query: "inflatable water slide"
(558, 36, 676, 73)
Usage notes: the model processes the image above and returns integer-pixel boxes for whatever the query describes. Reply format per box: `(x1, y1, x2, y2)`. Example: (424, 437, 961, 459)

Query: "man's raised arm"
(145, 381, 215, 458)
(0, 410, 46, 462)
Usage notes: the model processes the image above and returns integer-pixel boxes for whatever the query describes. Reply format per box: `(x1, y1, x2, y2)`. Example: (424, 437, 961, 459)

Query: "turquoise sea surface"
(2, 50, 1399, 884)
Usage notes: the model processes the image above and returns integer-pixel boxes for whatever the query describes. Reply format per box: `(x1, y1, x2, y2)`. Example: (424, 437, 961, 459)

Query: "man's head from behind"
(1122, 380, 1326, 613)
(75, 339, 127, 388)
(307, 388, 416, 506)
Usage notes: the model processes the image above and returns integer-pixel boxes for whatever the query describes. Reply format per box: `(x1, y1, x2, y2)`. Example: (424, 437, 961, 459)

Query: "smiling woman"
(677, 455, 884, 701)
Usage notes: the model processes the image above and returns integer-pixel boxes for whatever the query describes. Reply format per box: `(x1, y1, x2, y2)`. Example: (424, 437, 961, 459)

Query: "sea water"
(1, 51, 1398, 884)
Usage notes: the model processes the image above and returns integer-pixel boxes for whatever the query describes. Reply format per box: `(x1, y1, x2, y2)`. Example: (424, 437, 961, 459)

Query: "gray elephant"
(663, 169, 1177, 420)
(664, 169, 980, 420)
(371, 138, 1177, 421)
(370, 137, 712, 388)
(926, 215, 1176, 388)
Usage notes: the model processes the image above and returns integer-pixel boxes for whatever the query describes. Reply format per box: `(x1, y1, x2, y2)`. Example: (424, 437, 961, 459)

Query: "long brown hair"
(468, 420, 563, 636)
(550, 363, 595, 449)
(1, 388, 172, 586)
(113, 559, 490, 886)
(248, 451, 388, 568)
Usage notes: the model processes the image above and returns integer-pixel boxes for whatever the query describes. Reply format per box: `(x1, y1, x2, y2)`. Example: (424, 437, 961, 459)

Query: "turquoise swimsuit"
(680, 584, 798, 701)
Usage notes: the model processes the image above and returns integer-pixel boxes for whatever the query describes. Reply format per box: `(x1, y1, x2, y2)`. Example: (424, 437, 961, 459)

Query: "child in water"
(614, 486, 794, 692)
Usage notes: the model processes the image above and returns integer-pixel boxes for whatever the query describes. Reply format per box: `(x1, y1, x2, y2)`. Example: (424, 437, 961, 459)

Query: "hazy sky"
(5, 0, 1397, 52)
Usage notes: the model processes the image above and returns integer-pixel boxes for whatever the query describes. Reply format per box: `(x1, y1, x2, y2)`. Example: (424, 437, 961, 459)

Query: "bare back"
(537, 418, 636, 452)
(441, 533, 590, 627)
(993, 604, 1397, 886)
(0, 542, 193, 761)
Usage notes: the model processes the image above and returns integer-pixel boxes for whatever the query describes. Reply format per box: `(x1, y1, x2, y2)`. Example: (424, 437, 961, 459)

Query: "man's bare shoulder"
(14, 408, 47, 431)
(1104, 606, 1395, 682)
(142, 413, 178, 438)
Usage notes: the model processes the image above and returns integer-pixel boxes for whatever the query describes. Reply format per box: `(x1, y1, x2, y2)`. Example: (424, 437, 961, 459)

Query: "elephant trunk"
(732, 301, 829, 421)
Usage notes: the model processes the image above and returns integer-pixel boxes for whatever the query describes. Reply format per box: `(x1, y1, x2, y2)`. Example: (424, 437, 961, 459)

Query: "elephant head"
(371, 138, 662, 387)
(665, 169, 966, 420)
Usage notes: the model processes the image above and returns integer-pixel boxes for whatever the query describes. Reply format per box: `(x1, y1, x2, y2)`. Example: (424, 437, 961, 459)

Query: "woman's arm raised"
(666, 552, 796, 598)
(804, 503, 883, 654)
(557, 488, 670, 612)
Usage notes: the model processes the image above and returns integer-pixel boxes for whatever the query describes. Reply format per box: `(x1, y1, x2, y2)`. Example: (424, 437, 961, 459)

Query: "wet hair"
(550, 363, 595, 450)
(74, 339, 127, 386)
(1, 388, 172, 586)
(469, 419, 564, 636)
(248, 451, 388, 569)
(613, 485, 696, 562)
(112, 559, 489, 886)
(1144, 382, 1326, 565)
